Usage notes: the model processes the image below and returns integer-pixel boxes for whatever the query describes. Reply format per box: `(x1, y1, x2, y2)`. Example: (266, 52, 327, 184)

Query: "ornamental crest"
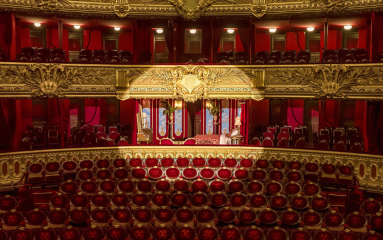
(308, 0, 349, 13)
(134, 65, 254, 102)
(251, 0, 267, 18)
(114, 0, 130, 18)
(29, 0, 69, 11)
(168, 0, 236, 21)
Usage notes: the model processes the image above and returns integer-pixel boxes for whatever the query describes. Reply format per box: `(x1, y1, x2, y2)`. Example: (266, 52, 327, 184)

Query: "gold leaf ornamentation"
(251, 0, 267, 18)
(134, 65, 252, 102)
(307, 0, 349, 13)
(168, 0, 236, 21)
(268, 65, 383, 98)
(5, 64, 113, 98)
(29, 0, 69, 11)
(114, 0, 130, 18)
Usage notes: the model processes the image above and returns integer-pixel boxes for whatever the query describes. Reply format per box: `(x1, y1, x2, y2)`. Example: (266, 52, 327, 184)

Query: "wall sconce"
(344, 25, 352, 30)
(175, 100, 182, 108)
(206, 101, 212, 109)
(34, 23, 41, 27)
(269, 28, 277, 33)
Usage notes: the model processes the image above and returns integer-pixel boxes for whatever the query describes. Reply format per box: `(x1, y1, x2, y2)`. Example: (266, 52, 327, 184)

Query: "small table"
(231, 136, 243, 145)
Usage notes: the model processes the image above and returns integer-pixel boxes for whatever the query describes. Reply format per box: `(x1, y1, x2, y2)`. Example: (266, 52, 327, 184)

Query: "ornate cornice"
(0, 0, 383, 20)
(0, 146, 382, 192)
(1, 63, 383, 100)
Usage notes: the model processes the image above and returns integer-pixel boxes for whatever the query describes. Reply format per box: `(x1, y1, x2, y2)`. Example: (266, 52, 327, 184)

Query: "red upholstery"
(262, 137, 273, 147)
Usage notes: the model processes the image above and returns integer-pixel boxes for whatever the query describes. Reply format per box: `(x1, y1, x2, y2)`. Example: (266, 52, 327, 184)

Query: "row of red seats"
(17, 47, 66, 62)
(0, 220, 381, 240)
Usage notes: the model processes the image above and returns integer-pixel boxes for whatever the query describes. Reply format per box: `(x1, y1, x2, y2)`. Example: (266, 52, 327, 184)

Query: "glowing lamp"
(269, 28, 277, 33)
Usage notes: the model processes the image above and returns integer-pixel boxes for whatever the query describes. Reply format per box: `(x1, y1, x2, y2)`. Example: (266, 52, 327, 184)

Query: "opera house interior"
(2, 0, 383, 240)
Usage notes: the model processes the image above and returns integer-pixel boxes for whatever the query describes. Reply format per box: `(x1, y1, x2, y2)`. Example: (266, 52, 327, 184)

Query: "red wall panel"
(254, 33, 270, 52)
(119, 32, 133, 51)
(83, 30, 102, 50)
(286, 32, 305, 52)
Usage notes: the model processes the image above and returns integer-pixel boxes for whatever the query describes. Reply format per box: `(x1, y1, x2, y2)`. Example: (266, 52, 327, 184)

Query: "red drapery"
(164, 26, 173, 63)
(212, 25, 223, 62)
(119, 32, 134, 51)
(134, 21, 151, 63)
(155, 41, 167, 53)
(240, 100, 249, 144)
(83, 30, 102, 50)
(346, 38, 359, 49)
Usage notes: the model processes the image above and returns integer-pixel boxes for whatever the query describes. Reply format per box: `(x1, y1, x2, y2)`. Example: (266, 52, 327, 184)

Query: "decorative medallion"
(251, 0, 267, 18)
(114, 0, 131, 18)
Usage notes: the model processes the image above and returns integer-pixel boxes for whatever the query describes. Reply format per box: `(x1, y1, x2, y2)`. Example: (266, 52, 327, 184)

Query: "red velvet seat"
(83, 226, 104, 240)
(288, 159, 302, 170)
(111, 207, 131, 226)
(209, 179, 226, 193)
(262, 137, 273, 147)
(0, 195, 17, 212)
(351, 142, 364, 152)
(96, 168, 112, 180)
(265, 181, 282, 194)
(113, 167, 129, 180)
(2, 210, 23, 230)
(346, 212, 368, 232)
(10, 228, 33, 240)
(295, 137, 306, 148)
(99, 179, 116, 194)
(82, 133, 97, 147)
(175, 226, 196, 240)
(270, 194, 288, 209)
(91, 193, 109, 208)
(27, 163, 45, 185)
(47, 208, 68, 228)
(302, 210, 322, 229)
(269, 169, 284, 181)
(70, 193, 89, 208)
(227, 179, 245, 193)
(80, 180, 98, 194)
(129, 226, 151, 240)
(58, 227, 80, 240)
(318, 140, 330, 150)
(117, 138, 129, 146)
(182, 167, 198, 179)
(290, 229, 311, 240)
(190, 192, 209, 208)
(191, 179, 208, 192)
(337, 164, 354, 185)
(128, 158, 143, 167)
(252, 169, 267, 181)
(192, 157, 206, 167)
(303, 181, 320, 196)
(233, 168, 249, 180)
(106, 226, 127, 240)
(60, 180, 78, 195)
(196, 207, 216, 225)
(154, 179, 171, 192)
(319, 163, 337, 184)
(132, 207, 152, 225)
(198, 226, 219, 240)
(77, 169, 93, 181)
(131, 167, 147, 180)
(362, 199, 382, 214)
(290, 195, 309, 210)
(286, 170, 302, 182)
(334, 141, 347, 150)
(369, 214, 383, 230)
(217, 168, 232, 180)
(50, 192, 69, 209)
(199, 167, 215, 179)
(45, 161, 62, 182)
(117, 179, 135, 193)
(281, 209, 301, 225)
(110, 193, 129, 209)
(323, 210, 344, 230)
(25, 209, 46, 229)
(284, 182, 301, 195)
(62, 161, 78, 181)
(136, 179, 153, 193)
(108, 131, 120, 141)
(260, 209, 279, 225)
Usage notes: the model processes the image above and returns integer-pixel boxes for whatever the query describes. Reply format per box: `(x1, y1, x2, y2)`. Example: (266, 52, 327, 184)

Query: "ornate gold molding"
(266, 64, 383, 98)
(307, 0, 349, 13)
(114, 0, 130, 18)
(251, 0, 267, 18)
(0, 146, 382, 192)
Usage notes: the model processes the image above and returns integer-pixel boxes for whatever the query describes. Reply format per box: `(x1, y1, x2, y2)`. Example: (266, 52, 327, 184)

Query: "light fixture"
(156, 28, 164, 34)
(269, 28, 277, 33)
(34, 23, 41, 27)
(175, 100, 182, 108)
(227, 29, 235, 34)
(206, 101, 212, 109)
(344, 25, 352, 30)
(74, 25, 80, 29)
(307, 27, 315, 32)
(190, 29, 197, 34)
(114, 27, 120, 31)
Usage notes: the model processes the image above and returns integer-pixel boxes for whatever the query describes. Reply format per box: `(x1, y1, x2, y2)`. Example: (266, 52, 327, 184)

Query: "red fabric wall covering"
(13, 99, 32, 150)
(83, 30, 102, 50)
(358, 29, 367, 49)
(119, 32, 133, 51)
(254, 33, 270, 53)
(287, 99, 304, 129)
(320, 30, 341, 58)
(120, 99, 136, 144)
(20, 28, 31, 48)
(83, 99, 107, 126)
(248, 99, 269, 139)
(0, 13, 16, 60)
(47, 99, 69, 130)
(235, 33, 244, 52)
(0, 100, 13, 151)
(355, 100, 368, 150)
(46, 29, 69, 61)
(286, 32, 305, 52)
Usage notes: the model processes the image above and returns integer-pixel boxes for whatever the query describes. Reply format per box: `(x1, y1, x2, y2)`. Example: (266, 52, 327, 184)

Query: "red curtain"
(212, 25, 223, 62)
(223, 41, 234, 52)
(240, 100, 249, 144)
(254, 33, 271, 53)
(309, 40, 321, 52)
(367, 101, 383, 153)
(134, 21, 151, 63)
(164, 26, 173, 62)
(83, 30, 102, 50)
(346, 38, 359, 49)
(119, 32, 133, 51)
(155, 41, 166, 53)
(238, 23, 250, 55)
(0, 100, 12, 151)
(273, 40, 285, 51)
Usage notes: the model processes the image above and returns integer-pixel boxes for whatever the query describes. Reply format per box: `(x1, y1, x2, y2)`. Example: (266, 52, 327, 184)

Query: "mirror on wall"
(185, 29, 202, 54)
